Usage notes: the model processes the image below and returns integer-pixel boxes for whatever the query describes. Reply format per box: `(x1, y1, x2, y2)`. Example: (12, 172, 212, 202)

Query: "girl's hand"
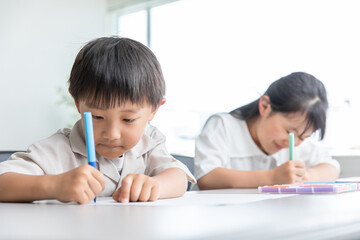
(301, 169, 311, 182)
(52, 165, 106, 204)
(271, 161, 307, 184)
(112, 174, 160, 203)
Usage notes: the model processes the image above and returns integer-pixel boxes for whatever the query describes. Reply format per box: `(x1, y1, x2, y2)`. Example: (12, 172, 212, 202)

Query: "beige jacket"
(0, 120, 195, 197)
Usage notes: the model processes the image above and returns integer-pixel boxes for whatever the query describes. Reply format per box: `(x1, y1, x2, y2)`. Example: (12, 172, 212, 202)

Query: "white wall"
(0, 0, 107, 150)
(334, 155, 360, 178)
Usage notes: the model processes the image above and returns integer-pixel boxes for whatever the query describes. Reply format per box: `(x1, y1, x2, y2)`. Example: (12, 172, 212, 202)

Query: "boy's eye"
(123, 119, 135, 123)
(92, 115, 103, 120)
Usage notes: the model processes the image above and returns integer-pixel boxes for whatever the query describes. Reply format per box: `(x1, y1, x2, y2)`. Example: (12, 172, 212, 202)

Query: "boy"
(0, 37, 195, 204)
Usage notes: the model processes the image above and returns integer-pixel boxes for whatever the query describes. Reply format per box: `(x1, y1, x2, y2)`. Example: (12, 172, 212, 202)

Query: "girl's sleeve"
(300, 139, 340, 171)
(194, 115, 229, 180)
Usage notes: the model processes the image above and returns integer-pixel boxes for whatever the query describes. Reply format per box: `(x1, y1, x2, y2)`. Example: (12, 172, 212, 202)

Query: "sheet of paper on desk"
(90, 192, 294, 206)
(337, 177, 360, 182)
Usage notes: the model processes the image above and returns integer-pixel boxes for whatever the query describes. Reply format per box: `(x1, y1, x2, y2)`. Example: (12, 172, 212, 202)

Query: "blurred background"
(1, 0, 360, 159)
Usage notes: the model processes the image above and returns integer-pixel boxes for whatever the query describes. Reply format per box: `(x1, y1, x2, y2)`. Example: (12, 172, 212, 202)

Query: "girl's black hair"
(230, 72, 328, 139)
(69, 37, 165, 109)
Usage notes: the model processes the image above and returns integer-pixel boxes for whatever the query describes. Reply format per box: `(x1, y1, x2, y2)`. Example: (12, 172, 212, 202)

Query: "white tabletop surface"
(1, 188, 360, 240)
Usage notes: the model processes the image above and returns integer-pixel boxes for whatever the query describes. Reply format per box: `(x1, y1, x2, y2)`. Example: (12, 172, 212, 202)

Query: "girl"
(194, 72, 340, 190)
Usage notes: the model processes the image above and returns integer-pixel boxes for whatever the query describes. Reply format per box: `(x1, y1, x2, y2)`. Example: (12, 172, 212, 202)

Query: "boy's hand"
(271, 161, 307, 184)
(52, 165, 105, 204)
(112, 174, 160, 203)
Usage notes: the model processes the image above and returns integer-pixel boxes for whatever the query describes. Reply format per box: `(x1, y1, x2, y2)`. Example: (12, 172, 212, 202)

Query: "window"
(115, 0, 360, 156)
(117, 10, 148, 45)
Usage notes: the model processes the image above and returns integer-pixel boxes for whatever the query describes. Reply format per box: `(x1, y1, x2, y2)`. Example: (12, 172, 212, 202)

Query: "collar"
(129, 124, 160, 158)
(227, 116, 267, 158)
(69, 120, 159, 183)
(69, 120, 87, 158)
(69, 120, 120, 183)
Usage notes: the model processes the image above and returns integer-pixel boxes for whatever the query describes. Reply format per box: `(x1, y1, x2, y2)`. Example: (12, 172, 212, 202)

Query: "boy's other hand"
(112, 174, 160, 203)
(271, 160, 306, 184)
(52, 165, 105, 204)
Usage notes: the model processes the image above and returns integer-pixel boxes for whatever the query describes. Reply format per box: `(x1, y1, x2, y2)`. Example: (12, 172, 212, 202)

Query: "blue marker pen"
(84, 112, 97, 203)
(304, 181, 360, 184)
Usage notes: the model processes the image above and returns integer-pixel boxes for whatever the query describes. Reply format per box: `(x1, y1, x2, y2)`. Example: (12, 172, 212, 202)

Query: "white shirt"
(111, 155, 124, 174)
(0, 120, 196, 197)
(194, 113, 340, 180)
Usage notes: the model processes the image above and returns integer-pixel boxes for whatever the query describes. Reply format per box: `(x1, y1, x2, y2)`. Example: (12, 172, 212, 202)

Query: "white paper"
(89, 192, 294, 206)
(34, 190, 295, 206)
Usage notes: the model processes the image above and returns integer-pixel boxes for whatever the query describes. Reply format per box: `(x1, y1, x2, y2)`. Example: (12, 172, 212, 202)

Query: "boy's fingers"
(149, 185, 160, 202)
(87, 177, 104, 195)
(86, 184, 96, 199)
(119, 189, 130, 203)
(119, 175, 134, 203)
(78, 188, 93, 204)
(112, 189, 120, 202)
(138, 182, 152, 202)
(129, 177, 144, 202)
(90, 169, 106, 190)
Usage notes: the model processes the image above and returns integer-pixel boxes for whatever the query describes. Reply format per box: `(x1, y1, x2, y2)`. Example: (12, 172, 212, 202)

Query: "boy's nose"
(104, 123, 121, 140)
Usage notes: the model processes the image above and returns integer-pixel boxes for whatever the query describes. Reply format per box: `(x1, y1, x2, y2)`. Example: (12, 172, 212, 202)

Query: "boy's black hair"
(230, 72, 328, 140)
(69, 37, 165, 109)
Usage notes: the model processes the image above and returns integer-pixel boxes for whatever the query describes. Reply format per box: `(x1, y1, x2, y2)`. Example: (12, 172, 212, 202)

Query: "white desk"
(1, 189, 360, 240)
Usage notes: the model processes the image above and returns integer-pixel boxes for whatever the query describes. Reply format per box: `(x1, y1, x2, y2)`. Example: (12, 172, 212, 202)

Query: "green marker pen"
(289, 132, 294, 160)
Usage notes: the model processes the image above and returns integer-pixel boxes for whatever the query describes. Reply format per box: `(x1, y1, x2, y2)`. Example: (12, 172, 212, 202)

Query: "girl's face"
(248, 96, 314, 155)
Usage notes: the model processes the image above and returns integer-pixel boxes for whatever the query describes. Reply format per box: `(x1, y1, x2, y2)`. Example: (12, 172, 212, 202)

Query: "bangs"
(300, 101, 327, 140)
(78, 79, 146, 110)
(82, 91, 146, 110)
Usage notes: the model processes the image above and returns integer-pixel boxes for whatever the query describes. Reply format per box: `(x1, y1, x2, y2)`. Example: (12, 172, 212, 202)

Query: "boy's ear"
(159, 98, 166, 106)
(148, 98, 166, 121)
(258, 95, 271, 116)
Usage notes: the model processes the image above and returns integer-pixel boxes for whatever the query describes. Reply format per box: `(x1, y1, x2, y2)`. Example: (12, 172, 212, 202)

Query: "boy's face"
(75, 100, 163, 159)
